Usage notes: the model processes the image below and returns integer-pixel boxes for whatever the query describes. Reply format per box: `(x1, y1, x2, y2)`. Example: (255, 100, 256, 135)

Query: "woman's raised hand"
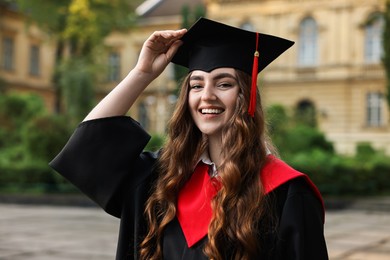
(83, 29, 186, 121)
(135, 29, 187, 78)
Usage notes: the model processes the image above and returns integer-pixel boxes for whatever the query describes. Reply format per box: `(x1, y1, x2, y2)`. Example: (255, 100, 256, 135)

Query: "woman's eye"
(218, 82, 233, 88)
(190, 84, 203, 90)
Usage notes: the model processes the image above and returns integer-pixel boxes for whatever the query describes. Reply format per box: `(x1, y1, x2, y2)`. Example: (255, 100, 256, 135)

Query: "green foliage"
(355, 142, 376, 160)
(59, 57, 95, 123)
(65, 0, 100, 57)
(0, 92, 74, 193)
(288, 151, 390, 196)
(0, 77, 7, 93)
(16, 0, 136, 40)
(0, 92, 45, 123)
(193, 4, 206, 19)
(22, 114, 72, 162)
(267, 103, 390, 196)
(383, 0, 390, 108)
(0, 93, 45, 147)
(266, 104, 289, 132)
(283, 125, 334, 154)
(15, 0, 138, 118)
(0, 0, 14, 5)
(144, 133, 165, 152)
(266, 104, 334, 158)
(267, 104, 289, 132)
(294, 103, 317, 127)
(15, 0, 69, 33)
(0, 160, 75, 193)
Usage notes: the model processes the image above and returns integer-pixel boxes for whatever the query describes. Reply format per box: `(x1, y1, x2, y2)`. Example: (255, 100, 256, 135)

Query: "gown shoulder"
(49, 116, 158, 217)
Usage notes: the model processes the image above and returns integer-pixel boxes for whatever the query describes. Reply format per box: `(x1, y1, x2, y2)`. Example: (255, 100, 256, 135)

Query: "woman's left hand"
(135, 29, 187, 79)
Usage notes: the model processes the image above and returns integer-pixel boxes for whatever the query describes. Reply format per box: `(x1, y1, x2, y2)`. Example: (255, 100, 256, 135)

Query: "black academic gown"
(49, 116, 328, 260)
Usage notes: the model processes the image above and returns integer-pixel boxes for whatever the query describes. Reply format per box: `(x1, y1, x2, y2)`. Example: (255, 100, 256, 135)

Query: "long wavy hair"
(139, 69, 270, 259)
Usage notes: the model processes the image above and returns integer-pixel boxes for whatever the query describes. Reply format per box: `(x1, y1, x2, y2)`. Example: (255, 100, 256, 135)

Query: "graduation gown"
(49, 116, 328, 260)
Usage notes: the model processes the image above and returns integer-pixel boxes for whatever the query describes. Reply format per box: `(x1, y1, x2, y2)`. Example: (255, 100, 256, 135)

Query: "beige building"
(203, 0, 389, 155)
(0, 3, 57, 109)
(1, 0, 389, 154)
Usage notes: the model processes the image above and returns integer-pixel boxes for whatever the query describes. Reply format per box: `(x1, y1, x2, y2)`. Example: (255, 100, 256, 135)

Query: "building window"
(1, 37, 14, 70)
(29, 45, 40, 76)
(366, 92, 384, 127)
(298, 17, 318, 67)
(364, 14, 384, 64)
(107, 52, 121, 82)
(295, 99, 317, 127)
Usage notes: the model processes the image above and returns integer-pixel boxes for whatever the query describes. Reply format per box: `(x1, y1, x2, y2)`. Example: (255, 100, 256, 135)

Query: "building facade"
(0, 3, 57, 109)
(205, 0, 389, 154)
(0, 0, 389, 154)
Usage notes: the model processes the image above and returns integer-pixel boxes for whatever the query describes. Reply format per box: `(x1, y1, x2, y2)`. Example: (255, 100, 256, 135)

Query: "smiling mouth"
(200, 108, 224, 114)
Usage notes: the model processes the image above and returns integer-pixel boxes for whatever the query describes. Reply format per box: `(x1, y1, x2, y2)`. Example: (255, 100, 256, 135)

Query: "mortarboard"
(171, 17, 294, 117)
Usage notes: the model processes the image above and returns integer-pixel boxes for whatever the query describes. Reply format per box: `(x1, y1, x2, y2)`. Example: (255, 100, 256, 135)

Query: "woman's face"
(188, 68, 240, 138)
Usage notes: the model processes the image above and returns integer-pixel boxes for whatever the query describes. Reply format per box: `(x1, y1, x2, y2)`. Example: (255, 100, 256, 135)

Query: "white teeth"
(201, 108, 223, 114)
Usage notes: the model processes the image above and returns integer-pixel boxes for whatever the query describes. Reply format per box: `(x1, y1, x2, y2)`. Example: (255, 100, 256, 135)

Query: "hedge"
(286, 151, 390, 196)
(0, 160, 76, 193)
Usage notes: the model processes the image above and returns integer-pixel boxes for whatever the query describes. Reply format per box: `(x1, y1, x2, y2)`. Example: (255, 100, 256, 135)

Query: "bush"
(0, 76, 7, 92)
(0, 160, 75, 193)
(0, 92, 45, 147)
(288, 152, 390, 196)
(144, 133, 165, 152)
(22, 114, 72, 162)
(282, 125, 334, 154)
(0, 92, 75, 193)
(266, 104, 334, 158)
(266, 104, 390, 196)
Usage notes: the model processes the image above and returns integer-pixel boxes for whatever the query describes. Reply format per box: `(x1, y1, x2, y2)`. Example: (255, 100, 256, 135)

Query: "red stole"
(176, 155, 325, 248)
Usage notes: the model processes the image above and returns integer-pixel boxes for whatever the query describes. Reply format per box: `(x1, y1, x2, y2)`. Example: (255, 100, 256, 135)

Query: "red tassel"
(248, 33, 259, 117)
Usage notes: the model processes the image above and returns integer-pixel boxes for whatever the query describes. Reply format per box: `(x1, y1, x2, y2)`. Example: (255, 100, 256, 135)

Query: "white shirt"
(196, 150, 218, 177)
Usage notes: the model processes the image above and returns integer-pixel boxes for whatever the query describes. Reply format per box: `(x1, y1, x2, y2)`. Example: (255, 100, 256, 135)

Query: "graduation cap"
(171, 18, 294, 117)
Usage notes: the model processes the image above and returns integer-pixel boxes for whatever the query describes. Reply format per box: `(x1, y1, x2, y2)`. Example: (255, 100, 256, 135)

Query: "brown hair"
(140, 70, 270, 259)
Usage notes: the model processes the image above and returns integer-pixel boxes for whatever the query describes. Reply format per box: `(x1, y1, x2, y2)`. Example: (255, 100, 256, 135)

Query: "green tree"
(383, 0, 390, 108)
(58, 57, 95, 123)
(266, 104, 334, 159)
(14, 0, 138, 121)
(0, 93, 45, 148)
(0, 76, 7, 93)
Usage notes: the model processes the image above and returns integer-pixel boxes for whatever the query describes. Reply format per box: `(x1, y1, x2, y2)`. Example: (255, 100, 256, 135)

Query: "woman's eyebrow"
(190, 73, 237, 82)
(213, 73, 237, 81)
(189, 75, 204, 81)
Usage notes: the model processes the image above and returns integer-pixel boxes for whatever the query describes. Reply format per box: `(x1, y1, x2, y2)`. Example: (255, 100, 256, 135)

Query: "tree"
(383, 0, 390, 108)
(174, 3, 206, 94)
(14, 0, 138, 121)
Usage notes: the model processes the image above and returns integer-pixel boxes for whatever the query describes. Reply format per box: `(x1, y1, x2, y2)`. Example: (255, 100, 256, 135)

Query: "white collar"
(196, 147, 271, 177)
(196, 150, 218, 177)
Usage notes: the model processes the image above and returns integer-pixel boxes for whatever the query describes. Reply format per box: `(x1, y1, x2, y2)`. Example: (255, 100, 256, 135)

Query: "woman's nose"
(201, 85, 217, 101)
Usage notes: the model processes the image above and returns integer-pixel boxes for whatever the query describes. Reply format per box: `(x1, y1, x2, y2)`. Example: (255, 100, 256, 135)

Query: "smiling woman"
(188, 68, 239, 140)
(50, 18, 328, 260)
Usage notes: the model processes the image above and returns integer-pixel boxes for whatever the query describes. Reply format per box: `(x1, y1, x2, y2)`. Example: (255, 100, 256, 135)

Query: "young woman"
(50, 18, 328, 259)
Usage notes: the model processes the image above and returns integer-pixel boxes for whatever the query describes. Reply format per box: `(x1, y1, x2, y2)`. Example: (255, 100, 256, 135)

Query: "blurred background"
(0, 0, 389, 259)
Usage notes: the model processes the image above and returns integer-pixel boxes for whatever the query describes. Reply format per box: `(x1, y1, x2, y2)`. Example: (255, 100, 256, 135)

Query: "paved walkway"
(0, 204, 389, 259)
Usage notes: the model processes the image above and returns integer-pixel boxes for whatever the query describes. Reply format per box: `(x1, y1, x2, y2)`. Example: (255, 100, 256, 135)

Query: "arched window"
(364, 14, 384, 64)
(298, 17, 318, 67)
(295, 99, 317, 127)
